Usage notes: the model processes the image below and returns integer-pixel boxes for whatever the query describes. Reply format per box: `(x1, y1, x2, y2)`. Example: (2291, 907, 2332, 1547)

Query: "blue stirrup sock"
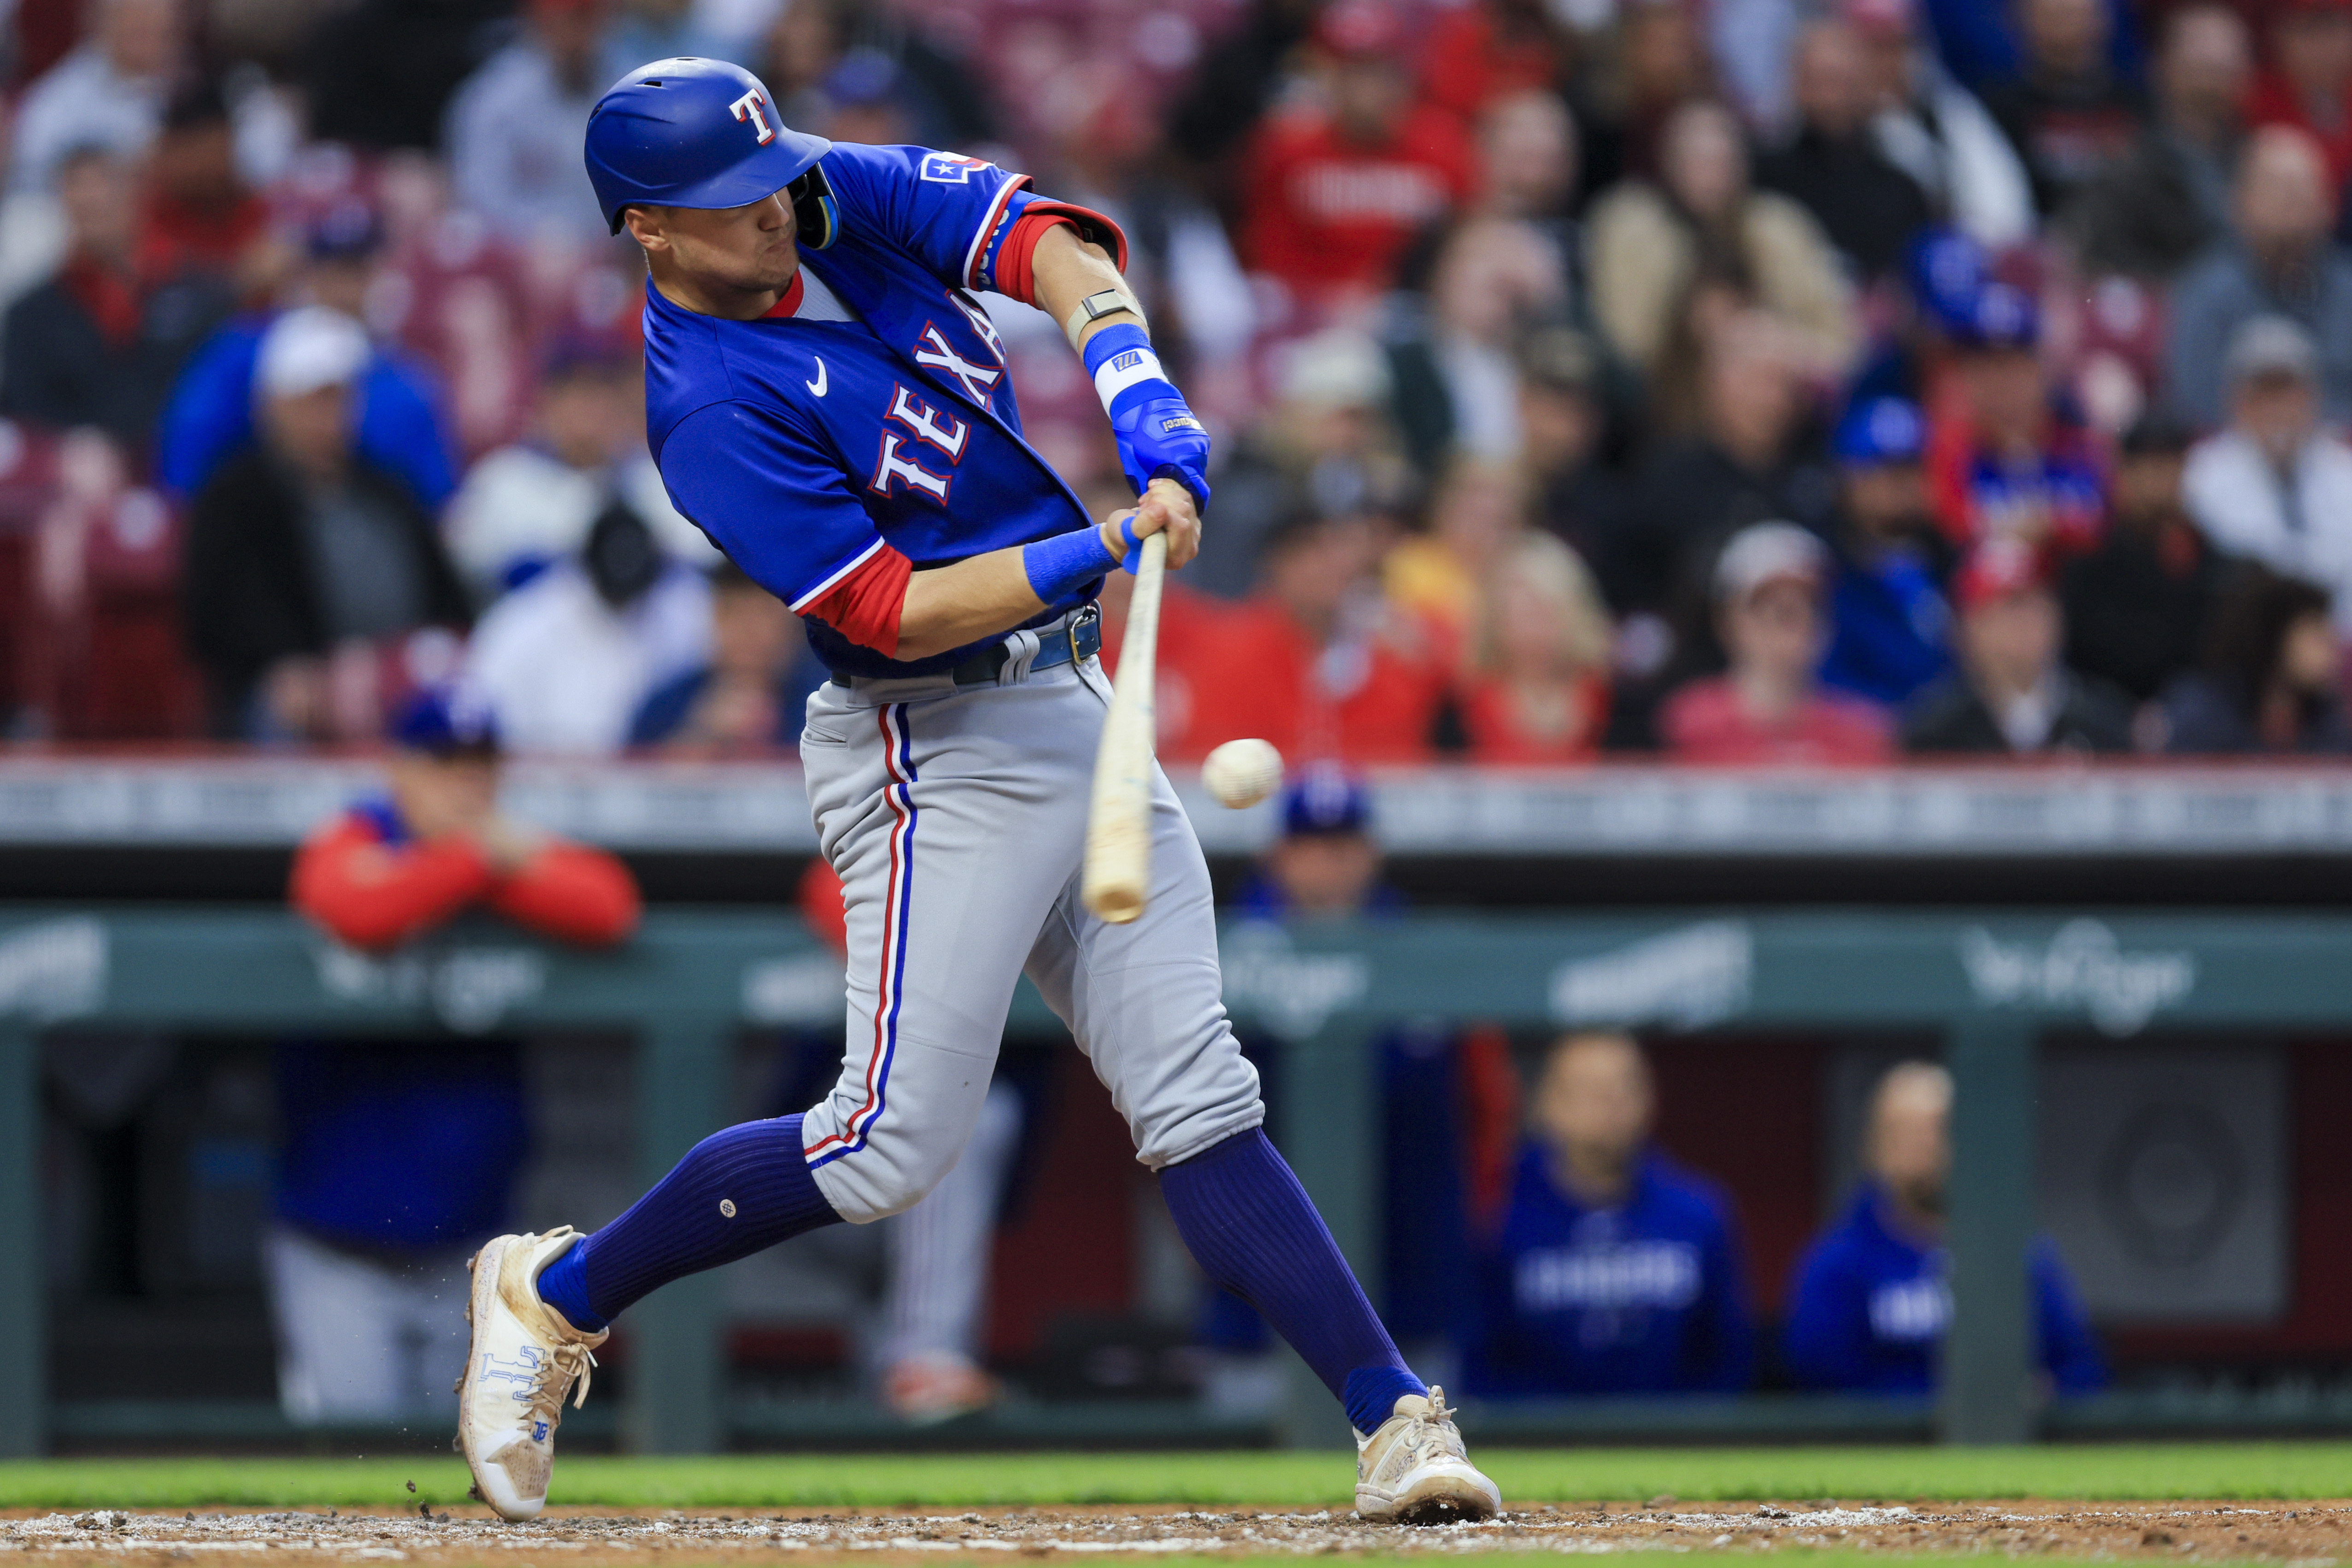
(535, 1113, 841, 1333)
(1158, 1127, 1427, 1435)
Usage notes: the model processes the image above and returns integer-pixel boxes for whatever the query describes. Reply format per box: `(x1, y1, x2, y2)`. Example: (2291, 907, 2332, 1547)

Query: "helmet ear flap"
(789, 165, 837, 250)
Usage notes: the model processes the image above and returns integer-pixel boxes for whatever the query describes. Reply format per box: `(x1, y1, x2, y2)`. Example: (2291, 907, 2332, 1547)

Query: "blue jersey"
(1465, 1146, 1753, 1397)
(643, 141, 1108, 679)
(1782, 1183, 2105, 1395)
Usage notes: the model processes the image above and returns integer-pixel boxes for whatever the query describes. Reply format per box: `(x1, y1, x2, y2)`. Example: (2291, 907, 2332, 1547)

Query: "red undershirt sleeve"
(290, 816, 496, 951)
(992, 201, 1131, 305)
(802, 543, 915, 656)
(487, 841, 643, 946)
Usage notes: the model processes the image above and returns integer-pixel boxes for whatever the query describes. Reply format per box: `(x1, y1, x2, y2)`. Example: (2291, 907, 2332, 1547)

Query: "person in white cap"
(181, 305, 470, 739)
(1658, 521, 1896, 763)
(2182, 313, 2352, 635)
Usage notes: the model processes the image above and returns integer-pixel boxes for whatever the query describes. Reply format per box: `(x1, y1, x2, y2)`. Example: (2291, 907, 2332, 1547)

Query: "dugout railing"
(2, 904, 2348, 1456)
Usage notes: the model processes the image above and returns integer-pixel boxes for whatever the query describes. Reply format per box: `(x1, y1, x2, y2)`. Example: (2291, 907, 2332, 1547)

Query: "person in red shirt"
(2247, 0, 2352, 196)
(1455, 531, 1615, 765)
(1240, 0, 1478, 302)
(1167, 511, 1448, 763)
(1421, 0, 1572, 124)
(137, 78, 282, 306)
(292, 688, 640, 951)
(1660, 522, 1896, 764)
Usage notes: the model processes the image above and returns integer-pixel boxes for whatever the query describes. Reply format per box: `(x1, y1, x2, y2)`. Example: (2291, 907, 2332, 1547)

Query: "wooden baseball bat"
(1081, 529, 1170, 924)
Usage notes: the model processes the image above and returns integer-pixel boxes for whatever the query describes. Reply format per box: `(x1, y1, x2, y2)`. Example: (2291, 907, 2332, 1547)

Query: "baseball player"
(454, 57, 1498, 1526)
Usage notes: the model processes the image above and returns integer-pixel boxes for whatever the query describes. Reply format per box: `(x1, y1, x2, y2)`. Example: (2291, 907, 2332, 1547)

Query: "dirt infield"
(4, 1501, 2351, 1564)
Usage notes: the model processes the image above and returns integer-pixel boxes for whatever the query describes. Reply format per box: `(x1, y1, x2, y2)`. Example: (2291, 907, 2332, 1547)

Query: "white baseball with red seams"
(1200, 737, 1285, 810)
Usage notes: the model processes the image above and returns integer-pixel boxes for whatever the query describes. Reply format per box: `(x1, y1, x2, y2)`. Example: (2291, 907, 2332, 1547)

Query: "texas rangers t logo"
(730, 89, 776, 144)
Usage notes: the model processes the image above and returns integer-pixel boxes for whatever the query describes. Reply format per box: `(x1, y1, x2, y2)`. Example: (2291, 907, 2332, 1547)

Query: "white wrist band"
(1092, 344, 1169, 411)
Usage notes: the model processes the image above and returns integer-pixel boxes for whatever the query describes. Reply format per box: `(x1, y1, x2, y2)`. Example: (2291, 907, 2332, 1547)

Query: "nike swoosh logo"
(807, 357, 828, 396)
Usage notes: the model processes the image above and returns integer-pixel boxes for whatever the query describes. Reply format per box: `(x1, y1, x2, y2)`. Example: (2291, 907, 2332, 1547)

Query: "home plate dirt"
(5, 1502, 2350, 1564)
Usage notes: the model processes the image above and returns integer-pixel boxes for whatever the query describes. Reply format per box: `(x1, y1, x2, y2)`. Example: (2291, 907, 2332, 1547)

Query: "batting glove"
(1084, 324, 1212, 517)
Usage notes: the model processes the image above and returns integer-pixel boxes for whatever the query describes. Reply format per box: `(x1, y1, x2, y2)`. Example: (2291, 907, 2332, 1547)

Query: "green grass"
(0, 1445, 2349, 1512)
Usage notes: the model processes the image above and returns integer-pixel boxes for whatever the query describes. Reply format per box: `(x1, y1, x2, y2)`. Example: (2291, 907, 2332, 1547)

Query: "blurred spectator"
(2166, 126, 2352, 428)
(2062, 414, 2220, 705)
(274, 688, 637, 1423)
(443, 0, 614, 247)
(182, 307, 469, 739)
(1783, 1061, 2104, 1395)
(1170, 511, 1446, 763)
(1658, 522, 1895, 763)
(463, 504, 712, 755)
(629, 563, 823, 752)
(1387, 458, 1528, 637)
(1239, 0, 1476, 302)
(599, 0, 747, 87)
(137, 79, 285, 306)
(1190, 329, 1413, 599)
(1387, 218, 1565, 470)
(2246, 0, 2352, 197)
(446, 340, 713, 603)
(1981, 0, 2149, 217)
(0, 147, 219, 448)
(1466, 1032, 1752, 1396)
(1850, 225, 1989, 409)
(306, 0, 514, 151)
(1231, 765, 1398, 918)
(1853, 0, 2036, 251)
(9, 0, 178, 196)
(1755, 19, 1935, 281)
(2182, 315, 2352, 628)
(2064, 5, 2251, 280)
(1711, 0, 1806, 136)
(1917, 0, 2140, 95)
(157, 201, 459, 511)
(1820, 396, 1957, 707)
(1421, 0, 1573, 126)
(1452, 532, 1615, 764)
(1520, 326, 1630, 593)
(2162, 564, 2352, 752)
(1578, 0, 1714, 193)
(1901, 538, 2134, 753)
(756, 0, 993, 153)
(1587, 99, 1857, 384)
(1166, 0, 1320, 180)
(1927, 283, 2106, 553)
(1044, 80, 1257, 382)
(1625, 316, 1831, 620)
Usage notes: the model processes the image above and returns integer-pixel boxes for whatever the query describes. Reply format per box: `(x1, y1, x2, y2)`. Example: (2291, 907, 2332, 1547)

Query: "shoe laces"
(529, 1339, 598, 1429)
(1391, 1386, 1464, 1468)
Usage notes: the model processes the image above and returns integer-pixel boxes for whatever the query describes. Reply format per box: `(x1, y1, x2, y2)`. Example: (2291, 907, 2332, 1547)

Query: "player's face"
(634, 192, 800, 310)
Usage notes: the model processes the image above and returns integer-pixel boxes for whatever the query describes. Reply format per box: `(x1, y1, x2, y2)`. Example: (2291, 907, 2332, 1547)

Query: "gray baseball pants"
(796, 640, 1264, 1224)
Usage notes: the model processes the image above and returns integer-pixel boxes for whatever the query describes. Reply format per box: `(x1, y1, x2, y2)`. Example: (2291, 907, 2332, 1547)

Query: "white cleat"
(1354, 1386, 1502, 1525)
(457, 1228, 607, 1521)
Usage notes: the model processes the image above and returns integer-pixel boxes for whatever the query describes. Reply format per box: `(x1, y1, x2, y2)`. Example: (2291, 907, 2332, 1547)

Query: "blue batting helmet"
(584, 57, 832, 237)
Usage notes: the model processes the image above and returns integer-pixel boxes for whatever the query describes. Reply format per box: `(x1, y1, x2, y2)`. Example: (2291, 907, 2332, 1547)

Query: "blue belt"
(834, 606, 1101, 687)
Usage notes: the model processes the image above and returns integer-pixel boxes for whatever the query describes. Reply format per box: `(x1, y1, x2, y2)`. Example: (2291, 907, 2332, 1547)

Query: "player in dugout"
(1782, 1060, 2104, 1395)
(1463, 1031, 1755, 1397)
(267, 689, 639, 1423)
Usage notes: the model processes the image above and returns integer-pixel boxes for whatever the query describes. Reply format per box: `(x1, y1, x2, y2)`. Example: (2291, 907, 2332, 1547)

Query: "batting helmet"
(584, 57, 834, 239)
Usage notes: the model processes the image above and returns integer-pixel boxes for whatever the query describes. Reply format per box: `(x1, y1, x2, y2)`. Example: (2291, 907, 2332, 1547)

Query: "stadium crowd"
(3, 0, 2352, 760)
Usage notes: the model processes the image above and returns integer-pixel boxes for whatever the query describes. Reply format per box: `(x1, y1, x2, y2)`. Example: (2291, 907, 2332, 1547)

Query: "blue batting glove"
(1111, 396, 1213, 515)
(1084, 323, 1212, 513)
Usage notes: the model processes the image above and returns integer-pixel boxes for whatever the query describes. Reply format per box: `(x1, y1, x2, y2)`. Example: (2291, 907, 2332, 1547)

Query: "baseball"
(1201, 738, 1284, 809)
